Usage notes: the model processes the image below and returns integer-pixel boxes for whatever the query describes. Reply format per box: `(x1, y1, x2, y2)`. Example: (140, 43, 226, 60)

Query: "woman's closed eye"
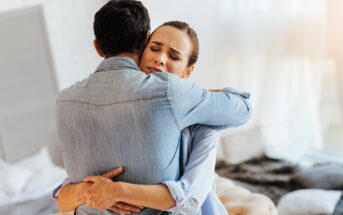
(150, 45, 160, 52)
(169, 52, 180, 61)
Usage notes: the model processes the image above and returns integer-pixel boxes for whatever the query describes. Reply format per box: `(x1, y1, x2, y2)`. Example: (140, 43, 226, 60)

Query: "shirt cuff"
(223, 87, 251, 99)
(163, 180, 200, 214)
(52, 178, 72, 200)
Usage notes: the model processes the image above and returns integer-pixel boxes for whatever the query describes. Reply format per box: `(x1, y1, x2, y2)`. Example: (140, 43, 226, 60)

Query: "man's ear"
(93, 39, 105, 58)
(183, 65, 194, 79)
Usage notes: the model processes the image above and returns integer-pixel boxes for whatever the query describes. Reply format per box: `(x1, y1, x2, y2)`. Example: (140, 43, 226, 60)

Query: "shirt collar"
(95, 57, 140, 73)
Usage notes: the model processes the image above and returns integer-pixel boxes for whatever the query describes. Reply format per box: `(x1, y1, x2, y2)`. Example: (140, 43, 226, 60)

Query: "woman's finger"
(102, 167, 124, 178)
(83, 176, 97, 182)
(114, 202, 142, 212)
(84, 200, 94, 208)
(109, 205, 132, 214)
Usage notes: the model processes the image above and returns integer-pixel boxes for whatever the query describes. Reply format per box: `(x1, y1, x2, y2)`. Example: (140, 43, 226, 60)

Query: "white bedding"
(277, 189, 342, 215)
(0, 148, 66, 206)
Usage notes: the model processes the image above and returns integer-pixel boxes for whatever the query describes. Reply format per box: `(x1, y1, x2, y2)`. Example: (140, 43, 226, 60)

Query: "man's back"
(57, 57, 181, 184)
(56, 57, 181, 214)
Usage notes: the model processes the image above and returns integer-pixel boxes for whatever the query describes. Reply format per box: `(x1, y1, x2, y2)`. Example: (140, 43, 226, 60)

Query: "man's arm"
(167, 74, 252, 130)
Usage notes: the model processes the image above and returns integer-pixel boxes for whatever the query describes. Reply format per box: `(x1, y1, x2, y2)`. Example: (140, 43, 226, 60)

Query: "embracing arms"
(55, 168, 175, 213)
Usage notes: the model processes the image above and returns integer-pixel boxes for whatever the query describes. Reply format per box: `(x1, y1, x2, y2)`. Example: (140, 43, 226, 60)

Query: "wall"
(0, 0, 105, 90)
(0, 0, 236, 90)
(0, 0, 106, 165)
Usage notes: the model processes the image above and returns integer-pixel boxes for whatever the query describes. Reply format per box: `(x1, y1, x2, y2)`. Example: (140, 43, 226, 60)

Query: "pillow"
(220, 127, 265, 164)
(14, 147, 66, 193)
(0, 148, 66, 205)
(277, 189, 342, 215)
(15, 147, 55, 172)
(291, 164, 343, 189)
(0, 160, 33, 198)
(215, 174, 278, 215)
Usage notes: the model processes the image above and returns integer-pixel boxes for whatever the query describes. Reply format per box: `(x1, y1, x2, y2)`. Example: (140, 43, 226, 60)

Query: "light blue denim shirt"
(55, 57, 251, 215)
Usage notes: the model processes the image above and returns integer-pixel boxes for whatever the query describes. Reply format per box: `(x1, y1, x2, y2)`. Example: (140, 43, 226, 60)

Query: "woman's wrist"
(78, 182, 92, 191)
(75, 182, 92, 204)
(110, 181, 126, 202)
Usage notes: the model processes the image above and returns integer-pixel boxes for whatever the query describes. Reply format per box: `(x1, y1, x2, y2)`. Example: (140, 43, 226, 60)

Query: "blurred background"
(0, 0, 342, 214)
(0, 0, 342, 164)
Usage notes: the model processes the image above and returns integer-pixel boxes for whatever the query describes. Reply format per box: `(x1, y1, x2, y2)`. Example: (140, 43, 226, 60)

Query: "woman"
(56, 21, 248, 214)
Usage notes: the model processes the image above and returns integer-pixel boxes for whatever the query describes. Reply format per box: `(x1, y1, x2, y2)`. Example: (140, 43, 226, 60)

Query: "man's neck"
(106, 52, 140, 66)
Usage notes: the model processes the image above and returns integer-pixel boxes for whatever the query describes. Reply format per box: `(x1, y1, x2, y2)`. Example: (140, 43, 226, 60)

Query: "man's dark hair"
(94, 0, 150, 57)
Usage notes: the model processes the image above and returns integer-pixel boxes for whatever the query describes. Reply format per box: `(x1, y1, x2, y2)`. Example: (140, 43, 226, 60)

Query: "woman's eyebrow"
(151, 41, 182, 56)
(151, 41, 162, 46)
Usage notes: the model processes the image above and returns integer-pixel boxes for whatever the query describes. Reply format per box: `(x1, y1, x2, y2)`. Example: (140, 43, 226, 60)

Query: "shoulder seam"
(56, 95, 165, 106)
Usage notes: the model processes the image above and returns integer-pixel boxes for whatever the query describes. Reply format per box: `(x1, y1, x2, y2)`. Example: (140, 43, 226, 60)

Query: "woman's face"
(140, 25, 194, 79)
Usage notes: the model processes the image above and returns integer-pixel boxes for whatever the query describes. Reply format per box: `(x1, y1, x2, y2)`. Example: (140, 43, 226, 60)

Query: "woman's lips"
(147, 67, 163, 73)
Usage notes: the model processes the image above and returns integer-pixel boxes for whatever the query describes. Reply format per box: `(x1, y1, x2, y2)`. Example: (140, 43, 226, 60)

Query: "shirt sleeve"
(163, 125, 219, 214)
(52, 178, 72, 200)
(167, 74, 252, 130)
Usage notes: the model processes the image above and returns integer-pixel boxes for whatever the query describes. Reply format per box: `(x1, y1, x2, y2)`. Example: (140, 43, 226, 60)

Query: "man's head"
(93, 0, 150, 58)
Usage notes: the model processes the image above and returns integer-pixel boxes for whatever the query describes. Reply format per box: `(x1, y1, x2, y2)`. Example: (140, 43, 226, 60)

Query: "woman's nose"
(154, 54, 166, 66)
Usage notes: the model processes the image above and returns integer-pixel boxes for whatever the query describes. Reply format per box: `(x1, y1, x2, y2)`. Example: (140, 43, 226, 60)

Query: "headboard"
(0, 6, 62, 165)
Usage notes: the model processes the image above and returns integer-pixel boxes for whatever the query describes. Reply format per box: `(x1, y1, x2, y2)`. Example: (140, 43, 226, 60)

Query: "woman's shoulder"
(188, 124, 219, 138)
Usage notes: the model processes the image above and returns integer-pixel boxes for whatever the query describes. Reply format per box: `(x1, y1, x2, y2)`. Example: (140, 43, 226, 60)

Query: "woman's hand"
(109, 202, 143, 214)
(101, 168, 144, 213)
(78, 176, 122, 211)
(77, 167, 143, 213)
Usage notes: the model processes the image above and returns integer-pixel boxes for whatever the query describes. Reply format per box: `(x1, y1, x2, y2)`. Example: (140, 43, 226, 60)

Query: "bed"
(216, 157, 343, 215)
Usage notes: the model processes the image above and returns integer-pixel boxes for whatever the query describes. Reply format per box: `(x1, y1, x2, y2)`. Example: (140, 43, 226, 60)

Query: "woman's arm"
(55, 169, 118, 212)
(55, 168, 176, 212)
(56, 181, 147, 214)
(162, 125, 220, 214)
(79, 176, 175, 211)
(118, 183, 175, 209)
(56, 182, 91, 212)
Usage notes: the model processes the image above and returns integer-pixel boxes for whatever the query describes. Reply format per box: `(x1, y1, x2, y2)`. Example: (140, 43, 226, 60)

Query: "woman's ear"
(183, 65, 194, 79)
(93, 39, 105, 58)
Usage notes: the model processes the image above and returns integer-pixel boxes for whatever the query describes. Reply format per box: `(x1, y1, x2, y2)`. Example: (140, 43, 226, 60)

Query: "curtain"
(213, 0, 343, 161)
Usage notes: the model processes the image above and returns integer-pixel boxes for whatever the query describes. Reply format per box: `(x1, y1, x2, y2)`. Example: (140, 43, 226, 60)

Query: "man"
(54, 1, 251, 214)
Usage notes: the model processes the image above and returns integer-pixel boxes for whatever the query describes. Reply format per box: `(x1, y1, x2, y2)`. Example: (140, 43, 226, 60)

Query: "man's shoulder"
(144, 71, 169, 83)
(56, 79, 88, 101)
(55, 71, 171, 105)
